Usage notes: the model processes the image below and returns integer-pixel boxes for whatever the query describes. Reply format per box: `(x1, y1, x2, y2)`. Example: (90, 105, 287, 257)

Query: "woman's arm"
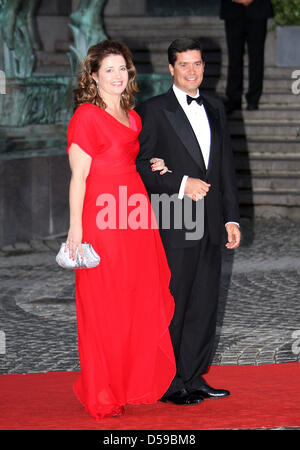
(66, 143, 92, 260)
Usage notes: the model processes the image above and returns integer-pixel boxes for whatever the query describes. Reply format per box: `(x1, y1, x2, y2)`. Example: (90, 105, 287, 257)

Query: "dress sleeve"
(66, 105, 96, 158)
(131, 109, 142, 134)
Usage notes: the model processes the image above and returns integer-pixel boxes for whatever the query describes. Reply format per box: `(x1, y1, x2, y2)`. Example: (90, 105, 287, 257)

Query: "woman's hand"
(65, 225, 83, 260)
(150, 157, 172, 175)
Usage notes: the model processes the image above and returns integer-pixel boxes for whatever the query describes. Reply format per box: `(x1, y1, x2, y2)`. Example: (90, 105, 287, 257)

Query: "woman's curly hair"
(74, 40, 138, 112)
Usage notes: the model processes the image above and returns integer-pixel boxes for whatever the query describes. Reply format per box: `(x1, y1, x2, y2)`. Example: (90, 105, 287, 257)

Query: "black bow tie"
(186, 94, 203, 106)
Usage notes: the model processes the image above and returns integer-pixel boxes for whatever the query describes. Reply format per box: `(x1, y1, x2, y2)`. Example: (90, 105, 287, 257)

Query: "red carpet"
(1, 363, 299, 430)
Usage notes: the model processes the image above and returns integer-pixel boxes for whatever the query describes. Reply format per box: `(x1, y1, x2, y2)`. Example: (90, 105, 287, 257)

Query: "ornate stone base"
(0, 73, 172, 127)
(0, 75, 75, 127)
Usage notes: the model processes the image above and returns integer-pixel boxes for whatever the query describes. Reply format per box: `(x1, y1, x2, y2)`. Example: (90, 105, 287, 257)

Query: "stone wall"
(0, 152, 70, 245)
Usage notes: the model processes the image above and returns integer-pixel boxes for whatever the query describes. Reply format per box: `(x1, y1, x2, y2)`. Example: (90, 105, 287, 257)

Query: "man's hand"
(225, 223, 241, 249)
(233, 0, 253, 6)
(184, 177, 211, 202)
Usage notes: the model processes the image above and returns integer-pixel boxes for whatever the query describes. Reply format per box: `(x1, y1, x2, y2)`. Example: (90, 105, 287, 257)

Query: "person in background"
(220, 0, 273, 114)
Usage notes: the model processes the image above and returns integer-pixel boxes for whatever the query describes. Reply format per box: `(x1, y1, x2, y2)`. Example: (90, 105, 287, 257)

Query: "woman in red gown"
(66, 40, 176, 419)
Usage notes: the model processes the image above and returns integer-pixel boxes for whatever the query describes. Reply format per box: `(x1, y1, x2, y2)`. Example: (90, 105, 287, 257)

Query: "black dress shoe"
(247, 103, 258, 111)
(191, 385, 230, 399)
(160, 389, 204, 405)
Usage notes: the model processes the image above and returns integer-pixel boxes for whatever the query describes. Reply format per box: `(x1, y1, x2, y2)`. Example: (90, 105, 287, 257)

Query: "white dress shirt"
(173, 84, 210, 202)
(173, 84, 239, 228)
(173, 84, 211, 171)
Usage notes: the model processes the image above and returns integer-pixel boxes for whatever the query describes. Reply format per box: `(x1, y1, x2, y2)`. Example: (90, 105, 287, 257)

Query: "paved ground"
(0, 217, 299, 376)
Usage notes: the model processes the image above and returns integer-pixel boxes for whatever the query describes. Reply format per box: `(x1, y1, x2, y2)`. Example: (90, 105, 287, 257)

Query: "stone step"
(55, 37, 226, 54)
(237, 173, 300, 190)
(109, 27, 226, 41)
(105, 16, 226, 38)
(55, 37, 225, 54)
(228, 108, 300, 121)
(255, 103, 300, 110)
(202, 78, 294, 92)
(229, 117, 300, 124)
(104, 15, 226, 28)
(228, 121, 300, 137)
(234, 154, 300, 172)
(206, 65, 299, 79)
(232, 137, 300, 153)
(239, 189, 300, 206)
(132, 47, 218, 62)
(236, 159, 300, 172)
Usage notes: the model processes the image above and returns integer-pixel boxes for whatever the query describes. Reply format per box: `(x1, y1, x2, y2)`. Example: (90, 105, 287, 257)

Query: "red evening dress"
(66, 103, 176, 420)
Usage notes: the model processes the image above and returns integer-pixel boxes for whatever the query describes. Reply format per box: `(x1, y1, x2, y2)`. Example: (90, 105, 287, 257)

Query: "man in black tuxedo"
(136, 38, 241, 406)
(220, 0, 273, 113)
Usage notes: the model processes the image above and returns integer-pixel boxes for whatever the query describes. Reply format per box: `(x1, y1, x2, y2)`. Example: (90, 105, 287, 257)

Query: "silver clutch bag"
(56, 242, 100, 269)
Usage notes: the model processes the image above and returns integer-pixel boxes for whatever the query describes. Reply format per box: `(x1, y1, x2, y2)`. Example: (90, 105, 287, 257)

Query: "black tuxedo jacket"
(220, 0, 273, 20)
(136, 88, 240, 248)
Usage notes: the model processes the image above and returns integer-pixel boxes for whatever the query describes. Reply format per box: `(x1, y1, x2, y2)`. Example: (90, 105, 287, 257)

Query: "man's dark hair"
(168, 38, 203, 67)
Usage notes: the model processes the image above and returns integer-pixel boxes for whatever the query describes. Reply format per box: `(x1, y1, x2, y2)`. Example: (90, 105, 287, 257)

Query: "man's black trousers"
(163, 233, 222, 395)
(224, 18, 267, 107)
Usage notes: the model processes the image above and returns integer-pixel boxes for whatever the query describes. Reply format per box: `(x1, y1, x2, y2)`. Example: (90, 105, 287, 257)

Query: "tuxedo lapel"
(202, 97, 220, 175)
(163, 89, 206, 172)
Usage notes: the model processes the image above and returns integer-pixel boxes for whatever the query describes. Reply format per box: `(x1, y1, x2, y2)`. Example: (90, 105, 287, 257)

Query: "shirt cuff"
(178, 175, 189, 199)
(225, 222, 240, 228)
